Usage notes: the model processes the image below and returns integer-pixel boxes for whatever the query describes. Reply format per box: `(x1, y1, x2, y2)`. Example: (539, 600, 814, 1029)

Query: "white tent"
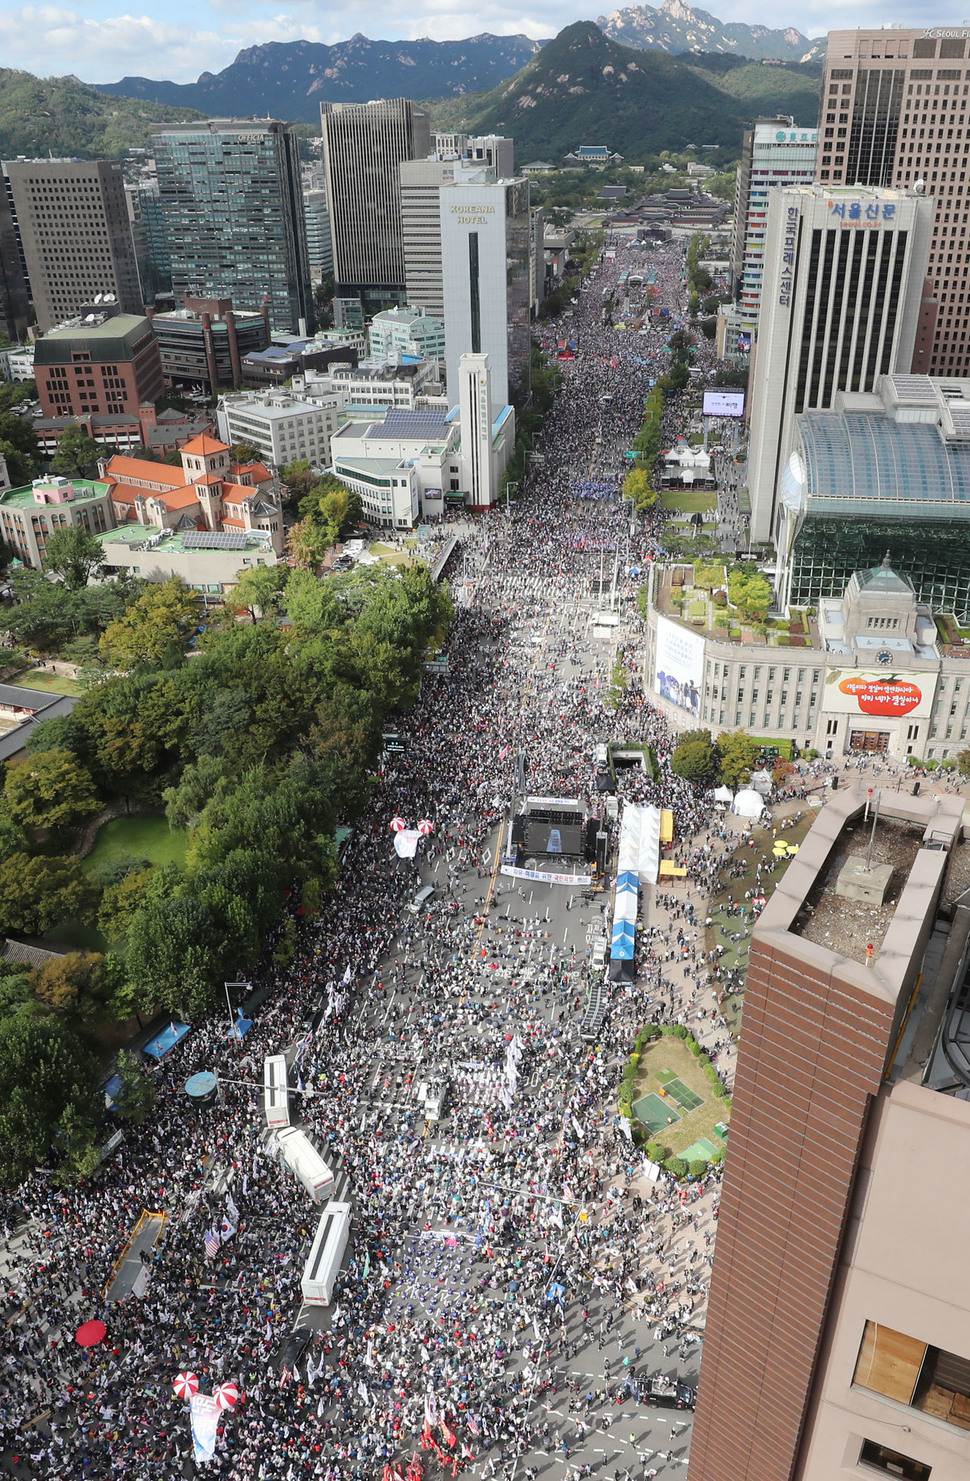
(712, 785, 734, 803)
(732, 788, 766, 820)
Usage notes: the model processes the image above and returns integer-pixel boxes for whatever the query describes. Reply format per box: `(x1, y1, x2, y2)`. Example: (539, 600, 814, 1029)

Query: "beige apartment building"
(817, 28, 970, 376)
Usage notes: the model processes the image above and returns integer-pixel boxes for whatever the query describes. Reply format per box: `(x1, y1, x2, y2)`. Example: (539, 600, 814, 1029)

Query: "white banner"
(394, 829, 420, 859)
(500, 865, 592, 886)
(190, 1393, 220, 1465)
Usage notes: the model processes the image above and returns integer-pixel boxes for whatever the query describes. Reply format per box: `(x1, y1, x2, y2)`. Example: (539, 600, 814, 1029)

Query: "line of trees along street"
(0, 562, 451, 1185)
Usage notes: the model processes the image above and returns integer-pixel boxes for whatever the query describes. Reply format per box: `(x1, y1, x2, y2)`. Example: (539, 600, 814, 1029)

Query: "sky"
(0, 0, 965, 85)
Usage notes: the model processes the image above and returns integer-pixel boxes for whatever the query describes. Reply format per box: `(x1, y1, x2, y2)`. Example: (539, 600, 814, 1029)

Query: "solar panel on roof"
(378, 410, 449, 439)
(182, 530, 252, 550)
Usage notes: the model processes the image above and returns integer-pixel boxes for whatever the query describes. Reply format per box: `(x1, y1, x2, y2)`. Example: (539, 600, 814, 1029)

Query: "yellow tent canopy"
(658, 861, 687, 878)
(659, 809, 675, 844)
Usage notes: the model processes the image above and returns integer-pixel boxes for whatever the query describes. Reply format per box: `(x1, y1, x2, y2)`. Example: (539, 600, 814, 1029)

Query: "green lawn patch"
(10, 666, 83, 696)
(749, 734, 794, 761)
(627, 1033, 730, 1161)
(82, 815, 188, 879)
(660, 487, 716, 513)
(368, 542, 414, 568)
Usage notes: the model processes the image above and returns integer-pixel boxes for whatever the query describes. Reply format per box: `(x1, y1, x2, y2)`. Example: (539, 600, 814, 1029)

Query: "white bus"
(275, 1126, 335, 1204)
(263, 1054, 290, 1130)
(300, 1201, 352, 1306)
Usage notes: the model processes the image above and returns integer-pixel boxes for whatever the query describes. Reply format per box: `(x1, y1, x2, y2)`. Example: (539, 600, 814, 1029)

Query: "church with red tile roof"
(97, 435, 283, 553)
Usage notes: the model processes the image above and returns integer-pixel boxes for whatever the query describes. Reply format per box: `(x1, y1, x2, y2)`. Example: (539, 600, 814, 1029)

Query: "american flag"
(204, 1227, 221, 1259)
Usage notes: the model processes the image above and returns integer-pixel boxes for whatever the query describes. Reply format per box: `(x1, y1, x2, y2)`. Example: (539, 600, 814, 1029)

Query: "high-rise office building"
(0, 176, 29, 341)
(153, 120, 313, 336)
(817, 28, 970, 377)
(728, 118, 818, 337)
(400, 158, 483, 323)
(440, 174, 532, 415)
(689, 782, 970, 1481)
(303, 189, 333, 281)
(320, 99, 430, 316)
(5, 159, 142, 332)
(125, 178, 172, 301)
(746, 183, 932, 545)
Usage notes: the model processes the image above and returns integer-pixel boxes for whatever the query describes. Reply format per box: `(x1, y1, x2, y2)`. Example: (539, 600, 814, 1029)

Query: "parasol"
(75, 1319, 107, 1348)
(173, 1371, 199, 1400)
(213, 1380, 239, 1411)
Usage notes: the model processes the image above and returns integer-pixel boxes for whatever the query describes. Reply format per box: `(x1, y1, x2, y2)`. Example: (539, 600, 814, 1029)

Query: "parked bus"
(263, 1054, 290, 1130)
(301, 1201, 352, 1305)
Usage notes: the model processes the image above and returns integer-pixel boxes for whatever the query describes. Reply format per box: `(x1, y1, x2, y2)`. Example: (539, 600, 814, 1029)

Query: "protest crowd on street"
(0, 237, 886, 1481)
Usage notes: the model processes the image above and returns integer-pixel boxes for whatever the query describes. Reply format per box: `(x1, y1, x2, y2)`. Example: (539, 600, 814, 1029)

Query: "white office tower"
(458, 352, 514, 510)
(747, 183, 933, 546)
(400, 158, 482, 322)
(441, 174, 532, 417)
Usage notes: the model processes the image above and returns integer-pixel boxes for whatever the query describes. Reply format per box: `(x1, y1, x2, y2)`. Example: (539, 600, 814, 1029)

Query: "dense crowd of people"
(2, 240, 752, 1481)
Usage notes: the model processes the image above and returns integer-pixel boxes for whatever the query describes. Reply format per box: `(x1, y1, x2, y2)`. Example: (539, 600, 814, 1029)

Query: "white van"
(408, 884, 437, 916)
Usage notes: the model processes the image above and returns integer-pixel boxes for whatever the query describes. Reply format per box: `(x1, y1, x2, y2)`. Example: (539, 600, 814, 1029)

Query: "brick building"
(33, 313, 164, 419)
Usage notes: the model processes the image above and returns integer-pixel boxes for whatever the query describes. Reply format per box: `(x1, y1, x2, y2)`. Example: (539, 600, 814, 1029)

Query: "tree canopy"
(43, 525, 106, 589)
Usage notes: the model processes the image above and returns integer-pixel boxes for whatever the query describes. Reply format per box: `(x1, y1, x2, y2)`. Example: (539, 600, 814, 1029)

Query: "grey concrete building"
(5, 158, 142, 332)
(320, 99, 430, 316)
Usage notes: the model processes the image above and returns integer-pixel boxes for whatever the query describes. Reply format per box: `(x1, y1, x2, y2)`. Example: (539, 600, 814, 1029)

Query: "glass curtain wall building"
(153, 120, 314, 336)
(779, 374, 970, 619)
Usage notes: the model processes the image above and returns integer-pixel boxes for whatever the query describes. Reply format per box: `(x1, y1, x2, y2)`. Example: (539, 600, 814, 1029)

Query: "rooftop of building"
(755, 785, 970, 1098)
(180, 434, 229, 457)
(95, 527, 272, 553)
(0, 478, 110, 509)
(371, 307, 444, 331)
(151, 306, 266, 326)
(220, 391, 324, 420)
(33, 314, 155, 363)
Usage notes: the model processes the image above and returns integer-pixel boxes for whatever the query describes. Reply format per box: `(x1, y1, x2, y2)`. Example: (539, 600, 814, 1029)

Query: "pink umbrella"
(172, 1371, 199, 1401)
(417, 819, 434, 836)
(390, 816, 408, 833)
(213, 1380, 240, 1411)
(75, 1319, 107, 1348)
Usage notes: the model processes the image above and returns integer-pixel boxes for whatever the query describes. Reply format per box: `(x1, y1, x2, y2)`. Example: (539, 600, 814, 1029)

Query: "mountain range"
(97, 34, 543, 118)
(94, 1, 824, 122)
(597, 3, 824, 63)
(428, 23, 820, 163)
(0, 5, 825, 165)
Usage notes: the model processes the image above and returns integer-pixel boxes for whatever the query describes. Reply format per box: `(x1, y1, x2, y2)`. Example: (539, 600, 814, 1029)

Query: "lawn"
(631, 1035, 730, 1158)
(10, 666, 83, 696)
(82, 815, 188, 878)
(660, 487, 716, 513)
(369, 542, 414, 568)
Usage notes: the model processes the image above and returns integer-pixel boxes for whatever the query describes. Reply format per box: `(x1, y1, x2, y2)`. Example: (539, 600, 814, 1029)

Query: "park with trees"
(0, 558, 452, 1184)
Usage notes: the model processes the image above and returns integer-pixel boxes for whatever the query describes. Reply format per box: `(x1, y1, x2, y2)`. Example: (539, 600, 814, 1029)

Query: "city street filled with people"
(3, 239, 756, 1481)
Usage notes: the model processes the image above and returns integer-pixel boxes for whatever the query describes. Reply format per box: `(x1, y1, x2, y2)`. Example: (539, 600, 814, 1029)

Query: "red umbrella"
(390, 816, 407, 833)
(172, 1372, 199, 1401)
(213, 1380, 239, 1411)
(75, 1320, 107, 1348)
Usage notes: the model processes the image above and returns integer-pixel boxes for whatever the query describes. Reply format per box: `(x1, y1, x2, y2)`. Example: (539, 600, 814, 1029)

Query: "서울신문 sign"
(828, 200, 897, 224)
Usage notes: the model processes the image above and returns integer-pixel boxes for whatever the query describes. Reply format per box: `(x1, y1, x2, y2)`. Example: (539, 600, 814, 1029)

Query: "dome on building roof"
(855, 552, 915, 594)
